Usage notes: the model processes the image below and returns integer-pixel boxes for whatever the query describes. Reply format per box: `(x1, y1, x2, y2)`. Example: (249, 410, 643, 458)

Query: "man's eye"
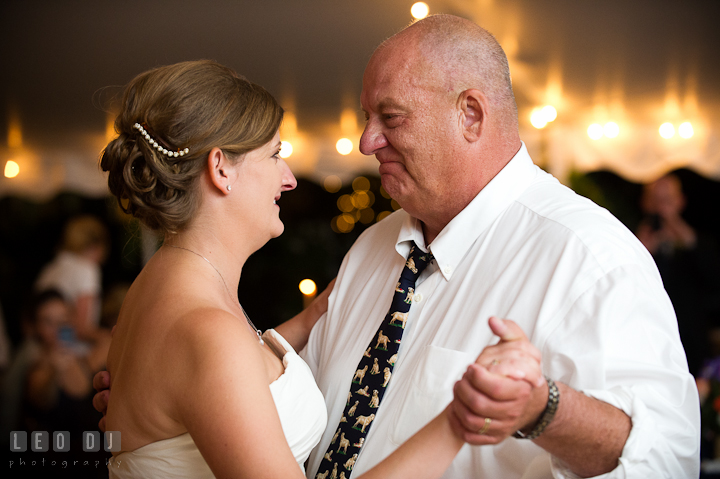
(384, 115, 402, 126)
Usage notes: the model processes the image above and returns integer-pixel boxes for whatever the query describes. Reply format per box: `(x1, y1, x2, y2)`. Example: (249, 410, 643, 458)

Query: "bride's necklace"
(165, 244, 264, 345)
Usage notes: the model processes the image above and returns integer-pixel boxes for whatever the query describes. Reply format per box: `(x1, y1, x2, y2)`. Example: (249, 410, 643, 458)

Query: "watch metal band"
(513, 376, 559, 440)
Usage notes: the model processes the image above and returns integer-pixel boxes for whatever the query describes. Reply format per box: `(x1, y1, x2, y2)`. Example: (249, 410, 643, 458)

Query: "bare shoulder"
(166, 306, 264, 374)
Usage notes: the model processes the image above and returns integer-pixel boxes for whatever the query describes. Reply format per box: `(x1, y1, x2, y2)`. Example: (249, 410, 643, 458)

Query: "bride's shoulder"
(165, 306, 263, 367)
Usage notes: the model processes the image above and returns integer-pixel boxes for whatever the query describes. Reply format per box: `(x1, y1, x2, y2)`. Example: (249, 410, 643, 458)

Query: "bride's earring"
(226, 185, 232, 191)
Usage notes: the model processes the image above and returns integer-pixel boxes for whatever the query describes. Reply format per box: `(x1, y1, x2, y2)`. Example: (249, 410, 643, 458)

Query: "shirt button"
(414, 293, 424, 303)
(443, 266, 452, 275)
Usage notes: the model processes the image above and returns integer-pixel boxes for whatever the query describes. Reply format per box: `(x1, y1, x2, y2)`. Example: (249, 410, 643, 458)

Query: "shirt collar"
(395, 142, 538, 280)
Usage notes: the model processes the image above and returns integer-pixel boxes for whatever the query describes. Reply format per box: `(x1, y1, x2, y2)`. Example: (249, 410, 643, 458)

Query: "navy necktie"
(315, 242, 433, 479)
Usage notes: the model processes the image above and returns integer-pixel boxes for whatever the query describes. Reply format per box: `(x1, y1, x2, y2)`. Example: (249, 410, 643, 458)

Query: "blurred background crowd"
(1, 0, 719, 477)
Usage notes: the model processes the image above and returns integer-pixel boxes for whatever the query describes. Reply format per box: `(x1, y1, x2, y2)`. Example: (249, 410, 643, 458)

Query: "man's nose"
(359, 119, 389, 156)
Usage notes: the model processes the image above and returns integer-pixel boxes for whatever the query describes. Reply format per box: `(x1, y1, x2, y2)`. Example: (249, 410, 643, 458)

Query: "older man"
(302, 14, 698, 478)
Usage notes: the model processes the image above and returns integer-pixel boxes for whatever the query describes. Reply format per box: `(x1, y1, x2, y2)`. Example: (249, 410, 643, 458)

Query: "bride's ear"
(206, 148, 235, 195)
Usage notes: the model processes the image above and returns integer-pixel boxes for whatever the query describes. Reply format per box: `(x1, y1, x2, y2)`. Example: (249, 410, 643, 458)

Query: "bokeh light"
(351, 191, 374, 209)
(530, 108, 548, 129)
(678, 122, 694, 139)
(337, 194, 354, 212)
(4, 160, 19, 178)
(299, 279, 317, 296)
(659, 122, 675, 139)
(336, 138, 353, 155)
(587, 123, 603, 140)
(324, 175, 342, 193)
(603, 122, 619, 139)
(541, 105, 557, 122)
(411, 2, 429, 20)
(530, 105, 557, 129)
(279, 141, 293, 159)
(332, 214, 356, 233)
(352, 176, 370, 192)
(376, 211, 392, 222)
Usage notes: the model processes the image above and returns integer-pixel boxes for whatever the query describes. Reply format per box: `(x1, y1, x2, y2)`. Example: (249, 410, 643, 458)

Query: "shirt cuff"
(549, 386, 692, 478)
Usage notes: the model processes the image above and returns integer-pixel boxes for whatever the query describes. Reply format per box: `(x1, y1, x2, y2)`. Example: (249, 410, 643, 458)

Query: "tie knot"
(403, 242, 433, 279)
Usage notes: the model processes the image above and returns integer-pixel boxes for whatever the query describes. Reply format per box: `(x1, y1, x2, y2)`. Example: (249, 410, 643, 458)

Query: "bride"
(98, 60, 464, 478)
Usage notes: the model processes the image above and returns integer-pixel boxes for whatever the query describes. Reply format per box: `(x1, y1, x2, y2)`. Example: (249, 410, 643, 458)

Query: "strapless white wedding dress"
(108, 329, 327, 478)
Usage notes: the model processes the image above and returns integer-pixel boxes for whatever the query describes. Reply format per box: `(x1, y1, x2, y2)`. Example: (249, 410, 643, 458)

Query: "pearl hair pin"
(133, 123, 189, 158)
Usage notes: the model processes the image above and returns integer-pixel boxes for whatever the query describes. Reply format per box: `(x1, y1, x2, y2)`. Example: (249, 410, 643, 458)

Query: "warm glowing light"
(279, 141, 293, 159)
(531, 105, 557, 129)
(659, 122, 675, 139)
(341, 108, 358, 135)
(391, 199, 401, 211)
(282, 111, 298, 137)
(299, 279, 317, 296)
(603, 122, 619, 139)
(105, 113, 117, 143)
(379, 186, 391, 199)
(352, 176, 370, 192)
(333, 214, 356, 233)
(411, 2, 429, 19)
(8, 121, 22, 149)
(336, 138, 353, 155)
(324, 175, 342, 193)
(541, 105, 557, 122)
(351, 191, 373, 209)
(337, 194, 354, 212)
(530, 108, 548, 129)
(678, 122, 694, 139)
(4, 160, 19, 178)
(377, 211, 392, 222)
(587, 124, 603, 140)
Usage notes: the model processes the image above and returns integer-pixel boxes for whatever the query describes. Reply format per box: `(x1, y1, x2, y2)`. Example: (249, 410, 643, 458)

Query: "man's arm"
(274, 278, 335, 352)
(451, 266, 700, 478)
(450, 318, 630, 477)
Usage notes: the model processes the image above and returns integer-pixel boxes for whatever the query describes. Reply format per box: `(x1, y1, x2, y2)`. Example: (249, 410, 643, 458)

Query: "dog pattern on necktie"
(316, 242, 433, 479)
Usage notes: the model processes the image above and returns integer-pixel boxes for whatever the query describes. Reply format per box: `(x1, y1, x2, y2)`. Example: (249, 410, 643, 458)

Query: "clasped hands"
(448, 316, 548, 445)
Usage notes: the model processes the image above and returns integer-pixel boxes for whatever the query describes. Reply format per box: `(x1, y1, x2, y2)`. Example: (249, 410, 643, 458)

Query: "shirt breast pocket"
(390, 345, 476, 445)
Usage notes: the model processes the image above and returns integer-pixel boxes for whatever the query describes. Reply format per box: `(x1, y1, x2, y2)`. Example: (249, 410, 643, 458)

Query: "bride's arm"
(275, 278, 335, 351)
(172, 306, 475, 479)
(355, 406, 464, 479)
(170, 310, 308, 479)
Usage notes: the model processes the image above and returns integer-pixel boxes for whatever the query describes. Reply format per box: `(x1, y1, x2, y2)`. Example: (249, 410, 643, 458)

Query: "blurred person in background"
(637, 173, 720, 375)
(1, 290, 108, 441)
(35, 215, 111, 341)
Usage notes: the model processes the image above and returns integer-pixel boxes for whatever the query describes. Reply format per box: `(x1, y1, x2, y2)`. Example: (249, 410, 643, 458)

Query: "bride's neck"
(163, 226, 248, 293)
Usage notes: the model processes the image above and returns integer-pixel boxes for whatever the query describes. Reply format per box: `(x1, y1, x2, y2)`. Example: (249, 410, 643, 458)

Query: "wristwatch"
(513, 377, 559, 440)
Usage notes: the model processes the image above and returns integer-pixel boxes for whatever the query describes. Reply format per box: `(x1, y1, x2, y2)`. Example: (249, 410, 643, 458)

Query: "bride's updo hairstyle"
(101, 60, 283, 235)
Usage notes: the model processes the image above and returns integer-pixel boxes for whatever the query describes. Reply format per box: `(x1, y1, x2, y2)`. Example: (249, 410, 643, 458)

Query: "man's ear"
(206, 147, 234, 195)
(458, 89, 487, 142)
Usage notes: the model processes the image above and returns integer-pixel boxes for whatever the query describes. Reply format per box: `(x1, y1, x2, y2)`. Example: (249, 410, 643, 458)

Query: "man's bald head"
(374, 14, 518, 128)
(360, 15, 522, 240)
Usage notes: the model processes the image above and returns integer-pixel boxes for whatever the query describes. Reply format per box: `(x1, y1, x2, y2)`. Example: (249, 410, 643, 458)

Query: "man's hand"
(92, 370, 111, 432)
(478, 317, 544, 387)
(449, 317, 546, 445)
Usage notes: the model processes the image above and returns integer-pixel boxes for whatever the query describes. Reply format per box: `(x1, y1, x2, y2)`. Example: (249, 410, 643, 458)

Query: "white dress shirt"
(302, 144, 699, 478)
